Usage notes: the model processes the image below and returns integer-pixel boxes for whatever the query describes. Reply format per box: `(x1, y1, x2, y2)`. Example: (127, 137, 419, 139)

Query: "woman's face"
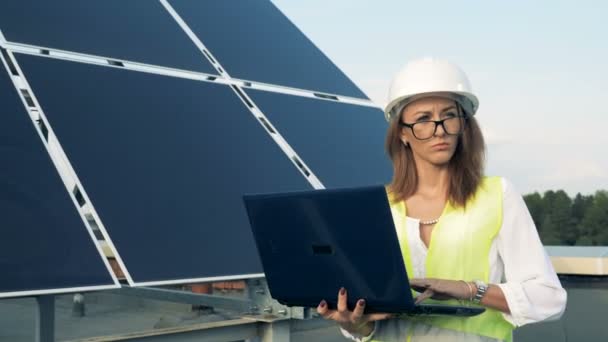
(400, 96, 464, 166)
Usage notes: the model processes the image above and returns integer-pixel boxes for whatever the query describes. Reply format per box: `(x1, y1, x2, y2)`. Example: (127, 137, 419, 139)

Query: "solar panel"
(169, 0, 368, 99)
(0, 54, 118, 298)
(0, 0, 216, 74)
(15, 54, 313, 285)
(245, 89, 393, 189)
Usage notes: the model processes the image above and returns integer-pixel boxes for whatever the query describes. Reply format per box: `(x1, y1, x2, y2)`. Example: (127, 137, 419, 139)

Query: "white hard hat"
(384, 58, 479, 122)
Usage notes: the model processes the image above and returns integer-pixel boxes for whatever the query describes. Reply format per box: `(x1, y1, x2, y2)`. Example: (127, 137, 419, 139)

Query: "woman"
(316, 58, 567, 341)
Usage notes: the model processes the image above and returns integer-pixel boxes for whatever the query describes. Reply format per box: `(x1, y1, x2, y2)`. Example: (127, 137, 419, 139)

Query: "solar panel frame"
(0, 50, 120, 299)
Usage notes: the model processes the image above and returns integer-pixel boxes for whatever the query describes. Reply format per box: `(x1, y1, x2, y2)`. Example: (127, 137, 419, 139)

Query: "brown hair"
(385, 106, 486, 208)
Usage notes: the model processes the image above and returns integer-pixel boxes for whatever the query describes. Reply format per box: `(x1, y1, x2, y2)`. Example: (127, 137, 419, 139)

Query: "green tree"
(581, 191, 608, 245)
(540, 214, 561, 245)
(552, 190, 576, 245)
(523, 192, 544, 230)
(522, 189, 606, 245)
(572, 193, 594, 245)
(572, 193, 593, 223)
(575, 235, 593, 246)
(542, 190, 557, 218)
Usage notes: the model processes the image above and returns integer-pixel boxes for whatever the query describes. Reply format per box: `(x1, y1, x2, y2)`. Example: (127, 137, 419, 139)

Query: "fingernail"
(320, 300, 327, 308)
(340, 287, 346, 295)
(358, 299, 365, 306)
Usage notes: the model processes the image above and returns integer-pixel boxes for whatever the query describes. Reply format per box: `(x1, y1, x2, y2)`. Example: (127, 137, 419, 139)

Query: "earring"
(402, 140, 409, 147)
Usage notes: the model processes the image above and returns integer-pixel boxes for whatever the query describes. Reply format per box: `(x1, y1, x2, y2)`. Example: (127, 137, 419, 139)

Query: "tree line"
(523, 190, 608, 246)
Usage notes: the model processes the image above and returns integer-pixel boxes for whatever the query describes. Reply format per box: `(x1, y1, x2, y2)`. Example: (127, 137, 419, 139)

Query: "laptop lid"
(243, 185, 416, 313)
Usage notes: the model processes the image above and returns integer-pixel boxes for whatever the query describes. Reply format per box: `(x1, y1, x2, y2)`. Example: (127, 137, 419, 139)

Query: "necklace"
(419, 217, 440, 225)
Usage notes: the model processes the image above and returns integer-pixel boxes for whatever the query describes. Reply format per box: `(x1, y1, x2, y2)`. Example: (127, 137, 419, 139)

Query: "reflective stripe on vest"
(387, 176, 514, 341)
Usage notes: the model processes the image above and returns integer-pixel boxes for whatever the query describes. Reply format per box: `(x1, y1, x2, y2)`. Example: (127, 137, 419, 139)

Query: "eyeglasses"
(399, 115, 467, 140)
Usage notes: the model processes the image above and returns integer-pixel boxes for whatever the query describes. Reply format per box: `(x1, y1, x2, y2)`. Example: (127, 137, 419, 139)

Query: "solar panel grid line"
(1, 50, 134, 286)
(2, 41, 379, 109)
(0, 52, 121, 297)
(242, 81, 380, 109)
(5, 42, 115, 68)
(1, 284, 121, 300)
(159, 0, 225, 77)
(0, 41, 217, 79)
(2, 51, 80, 189)
(3, 42, 222, 83)
(227, 84, 325, 190)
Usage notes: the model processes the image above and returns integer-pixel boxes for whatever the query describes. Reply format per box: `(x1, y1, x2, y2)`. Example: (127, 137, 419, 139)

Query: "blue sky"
(272, 0, 608, 196)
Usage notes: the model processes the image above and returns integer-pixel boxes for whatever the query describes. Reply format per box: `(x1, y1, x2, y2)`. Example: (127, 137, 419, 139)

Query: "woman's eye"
(416, 116, 430, 122)
(444, 112, 457, 118)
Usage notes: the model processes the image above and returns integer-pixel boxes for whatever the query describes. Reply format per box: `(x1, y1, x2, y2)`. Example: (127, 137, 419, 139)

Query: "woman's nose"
(434, 122, 447, 137)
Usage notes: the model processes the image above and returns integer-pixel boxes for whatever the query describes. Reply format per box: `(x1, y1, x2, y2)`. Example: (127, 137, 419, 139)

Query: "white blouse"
(341, 177, 567, 341)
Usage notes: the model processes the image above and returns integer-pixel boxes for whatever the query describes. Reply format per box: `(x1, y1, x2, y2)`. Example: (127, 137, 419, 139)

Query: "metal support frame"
(66, 317, 326, 342)
(97, 279, 312, 341)
(259, 319, 291, 342)
(112, 285, 254, 313)
(112, 278, 312, 321)
(35, 295, 55, 342)
(246, 278, 313, 320)
(30, 279, 319, 341)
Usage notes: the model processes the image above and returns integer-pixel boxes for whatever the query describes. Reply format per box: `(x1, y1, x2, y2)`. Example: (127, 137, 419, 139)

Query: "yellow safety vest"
(386, 176, 514, 341)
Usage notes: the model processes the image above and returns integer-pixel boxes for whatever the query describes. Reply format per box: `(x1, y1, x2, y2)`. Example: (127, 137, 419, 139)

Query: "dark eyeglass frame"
(399, 114, 468, 140)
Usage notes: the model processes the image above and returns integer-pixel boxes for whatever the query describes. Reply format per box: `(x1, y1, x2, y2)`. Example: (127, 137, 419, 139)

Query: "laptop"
(242, 185, 484, 317)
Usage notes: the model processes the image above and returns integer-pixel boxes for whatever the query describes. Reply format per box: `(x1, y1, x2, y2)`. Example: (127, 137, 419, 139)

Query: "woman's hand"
(317, 287, 393, 337)
(409, 278, 474, 304)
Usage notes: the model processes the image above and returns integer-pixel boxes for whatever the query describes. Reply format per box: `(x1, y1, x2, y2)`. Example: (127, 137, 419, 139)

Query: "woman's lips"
(431, 143, 450, 150)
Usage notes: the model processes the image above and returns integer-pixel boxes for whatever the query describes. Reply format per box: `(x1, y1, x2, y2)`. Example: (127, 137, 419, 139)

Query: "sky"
(272, 0, 608, 196)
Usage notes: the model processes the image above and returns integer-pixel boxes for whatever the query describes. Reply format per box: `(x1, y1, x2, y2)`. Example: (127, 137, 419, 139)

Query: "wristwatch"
(472, 280, 488, 304)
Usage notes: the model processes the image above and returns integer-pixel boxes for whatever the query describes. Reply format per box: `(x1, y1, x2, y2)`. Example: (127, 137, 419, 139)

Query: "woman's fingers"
(337, 287, 348, 312)
(317, 300, 333, 318)
(410, 278, 469, 301)
(409, 278, 429, 286)
(317, 295, 393, 326)
(366, 313, 394, 321)
(410, 285, 427, 293)
(410, 278, 432, 294)
(415, 288, 435, 304)
(351, 299, 365, 321)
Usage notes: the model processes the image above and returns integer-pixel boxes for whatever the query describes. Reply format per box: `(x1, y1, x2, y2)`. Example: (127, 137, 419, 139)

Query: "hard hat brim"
(384, 91, 479, 122)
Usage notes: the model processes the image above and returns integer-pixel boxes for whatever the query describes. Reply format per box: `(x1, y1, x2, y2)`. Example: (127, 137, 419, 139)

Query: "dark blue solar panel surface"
(245, 89, 392, 189)
(170, 0, 368, 99)
(0, 0, 216, 74)
(0, 57, 115, 297)
(16, 54, 313, 283)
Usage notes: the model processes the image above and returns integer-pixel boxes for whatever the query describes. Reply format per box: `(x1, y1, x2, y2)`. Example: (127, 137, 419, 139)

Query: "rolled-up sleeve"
(495, 178, 568, 327)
